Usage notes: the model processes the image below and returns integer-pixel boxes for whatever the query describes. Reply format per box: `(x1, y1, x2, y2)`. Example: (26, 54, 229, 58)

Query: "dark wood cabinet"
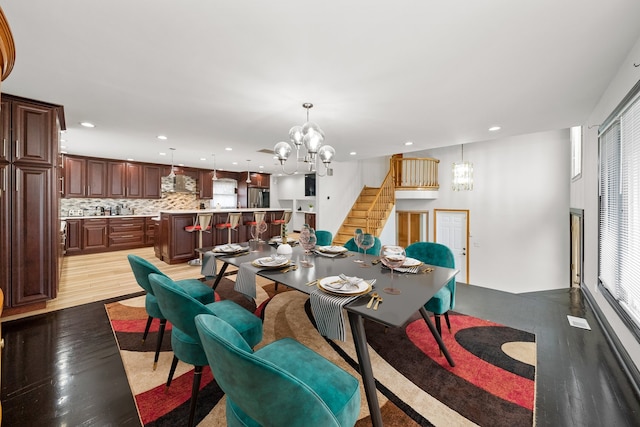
(109, 217, 145, 248)
(86, 159, 107, 197)
(64, 156, 86, 197)
(0, 94, 63, 310)
(82, 218, 108, 250)
(199, 170, 214, 199)
(64, 219, 82, 254)
(142, 165, 161, 199)
(107, 161, 126, 198)
(125, 162, 142, 198)
(305, 212, 316, 230)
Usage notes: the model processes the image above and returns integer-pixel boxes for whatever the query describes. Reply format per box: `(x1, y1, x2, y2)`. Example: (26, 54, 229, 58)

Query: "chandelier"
(273, 103, 335, 176)
(452, 144, 473, 191)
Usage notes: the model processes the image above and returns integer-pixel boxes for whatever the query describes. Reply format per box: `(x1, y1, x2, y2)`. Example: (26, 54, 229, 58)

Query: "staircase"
(333, 169, 396, 245)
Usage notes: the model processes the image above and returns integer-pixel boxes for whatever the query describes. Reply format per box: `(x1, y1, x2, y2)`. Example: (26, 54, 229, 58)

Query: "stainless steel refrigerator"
(248, 188, 270, 208)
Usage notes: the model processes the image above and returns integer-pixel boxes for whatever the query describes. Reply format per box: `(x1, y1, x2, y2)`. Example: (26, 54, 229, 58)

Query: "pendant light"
(245, 160, 251, 184)
(452, 144, 473, 191)
(212, 154, 218, 181)
(168, 147, 176, 178)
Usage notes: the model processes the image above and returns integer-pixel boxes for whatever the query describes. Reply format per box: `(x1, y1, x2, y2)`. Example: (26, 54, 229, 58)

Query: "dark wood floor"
(2, 285, 639, 426)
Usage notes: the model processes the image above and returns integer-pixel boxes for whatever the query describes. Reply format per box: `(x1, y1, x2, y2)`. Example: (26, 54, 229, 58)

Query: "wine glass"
(353, 229, 363, 263)
(358, 233, 375, 266)
(249, 224, 259, 252)
(300, 232, 317, 267)
(380, 245, 406, 295)
(257, 221, 268, 242)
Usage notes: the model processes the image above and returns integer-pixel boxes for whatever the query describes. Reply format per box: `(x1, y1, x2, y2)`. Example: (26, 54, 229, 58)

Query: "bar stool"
(185, 213, 213, 265)
(245, 211, 267, 240)
(215, 212, 241, 244)
(271, 211, 292, 237)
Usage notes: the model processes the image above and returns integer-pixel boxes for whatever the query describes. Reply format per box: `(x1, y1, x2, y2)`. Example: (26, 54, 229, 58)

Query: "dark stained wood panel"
(11, 100, 54, 165)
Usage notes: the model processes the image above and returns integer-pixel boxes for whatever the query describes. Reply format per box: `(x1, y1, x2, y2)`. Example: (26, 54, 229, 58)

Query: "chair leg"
(166, 355, 179, 389)
(153, 319, 167, 370)
(444, 312, 451, 333)
(188, 366, 203, 427)
(434, 314, 443, 356)
(142, 316, 153, 343)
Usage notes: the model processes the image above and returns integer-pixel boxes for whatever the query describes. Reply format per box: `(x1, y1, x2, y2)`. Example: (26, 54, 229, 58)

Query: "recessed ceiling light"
(200, 157, 206, 161)
(404, 141, 413, 146)
(232, 161, 238, 165)
(350, 152, 357, 155)
(157, 135, 168, 140)
(489, 126, 501, 132)
(159, 152, 166, 156)
(60, 145, 67, 149)
(259, 165, 264, 169)
(225, 147, 232, 151)
(127, 158, 134, 161)
(80, 122, 95, 128)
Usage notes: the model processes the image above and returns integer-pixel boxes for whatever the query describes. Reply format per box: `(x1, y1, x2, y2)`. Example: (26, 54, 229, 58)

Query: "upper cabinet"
(64, 155, 161, 199)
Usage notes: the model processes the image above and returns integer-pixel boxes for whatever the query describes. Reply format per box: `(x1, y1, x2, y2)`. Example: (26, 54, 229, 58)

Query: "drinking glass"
(380, 245, 406, 295)
(358, 233, 375, 266)
(353, 229, 364, 263)
(257, 221, 268, 242)
(249, 224, 259, 252)
(300, 233, 317, 267)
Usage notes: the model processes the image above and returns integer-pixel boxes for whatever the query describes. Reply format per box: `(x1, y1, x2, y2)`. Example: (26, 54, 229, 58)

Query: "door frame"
(434, 209, 470, 283)
(570, 208, 584, 288)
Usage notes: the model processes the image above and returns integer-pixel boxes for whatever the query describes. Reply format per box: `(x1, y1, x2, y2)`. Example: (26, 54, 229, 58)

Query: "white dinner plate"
(402, 257, 422, 267)
(251, 256, 290, 269)
(318, 276, 372, 295)
(318, 245, 348, 254)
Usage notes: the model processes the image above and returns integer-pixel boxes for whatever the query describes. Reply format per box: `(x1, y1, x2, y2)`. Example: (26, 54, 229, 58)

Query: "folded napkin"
(213, 243, 244, 252)
(313, 249, 342, 258)
(310, 278, 375, 341)
(234, 256, 288, 298)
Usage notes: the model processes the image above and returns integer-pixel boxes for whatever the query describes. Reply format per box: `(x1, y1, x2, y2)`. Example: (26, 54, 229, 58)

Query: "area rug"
(105, 278, 536, 426)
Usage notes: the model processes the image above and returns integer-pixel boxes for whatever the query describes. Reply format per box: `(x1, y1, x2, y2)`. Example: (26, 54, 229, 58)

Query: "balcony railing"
(392, 157, 440, 189)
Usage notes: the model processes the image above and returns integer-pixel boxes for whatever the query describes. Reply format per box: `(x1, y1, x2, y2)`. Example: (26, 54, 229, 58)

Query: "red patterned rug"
(105, 278, 536, 426)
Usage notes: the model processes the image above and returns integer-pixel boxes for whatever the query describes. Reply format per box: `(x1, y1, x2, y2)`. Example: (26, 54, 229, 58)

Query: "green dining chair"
(127, 254, 215, 370)
(342, 235, 381, 257)
(315, 229, 333, 246)
(148, 273, 263, 427)
(195, 314, 361, 427)
(404, 242, 456, 337)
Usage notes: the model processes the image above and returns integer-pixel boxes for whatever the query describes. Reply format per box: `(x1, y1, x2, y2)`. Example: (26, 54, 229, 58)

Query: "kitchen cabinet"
(109, 217, 145, 248)
(304, 212, 316, 230)
(82, 218, 108, 251)
(142, 165, 161, 199)
(145, 217, 156, 245)
(65, 155, 161, 199)
(64, 219, 82, 254)
(0, 94, 63, 309)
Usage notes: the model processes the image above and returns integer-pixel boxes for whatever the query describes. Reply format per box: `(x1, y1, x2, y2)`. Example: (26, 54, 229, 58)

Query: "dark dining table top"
(205, 243, 458, 329)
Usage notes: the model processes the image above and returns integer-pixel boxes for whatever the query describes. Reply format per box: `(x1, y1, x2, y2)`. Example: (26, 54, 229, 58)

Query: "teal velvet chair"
(342, 235, 381, 257)
(148, 273, 263, 427)
(195, 314, 361, 427)
(405, 242, 456, 337)
(315, 229, 333, 246)
(127, 254, 215, 369)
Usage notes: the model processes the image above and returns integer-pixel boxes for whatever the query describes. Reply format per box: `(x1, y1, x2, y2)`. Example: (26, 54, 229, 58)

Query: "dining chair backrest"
(128, 254, 166, 294)
(405, 242, 456, 309)
(148, 273, 214, 343)
(195, 314, 344, 427)
(315, 230, 333, 246)
(343, 235, 381, 256)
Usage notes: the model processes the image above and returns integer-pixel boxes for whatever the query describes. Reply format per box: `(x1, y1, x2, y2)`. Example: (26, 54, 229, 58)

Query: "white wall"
(574, 34, 640, 369)
(397, 129, 571, 294)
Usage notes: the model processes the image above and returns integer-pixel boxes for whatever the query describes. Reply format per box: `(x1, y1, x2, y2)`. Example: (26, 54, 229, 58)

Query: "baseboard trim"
(581, 285, 640, 400)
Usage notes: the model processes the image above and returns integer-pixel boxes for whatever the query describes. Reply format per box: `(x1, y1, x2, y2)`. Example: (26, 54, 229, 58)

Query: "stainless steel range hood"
(162, 174, 196, 194)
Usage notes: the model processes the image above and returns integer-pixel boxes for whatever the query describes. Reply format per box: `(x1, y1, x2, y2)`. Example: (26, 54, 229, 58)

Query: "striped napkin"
(381, 264, 421, 274)
(234, 263, 261, 299)
(310, 279, 375, 341)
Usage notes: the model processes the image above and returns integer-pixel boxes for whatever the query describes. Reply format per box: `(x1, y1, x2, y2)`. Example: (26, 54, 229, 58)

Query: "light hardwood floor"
(2, 247, 230, 322)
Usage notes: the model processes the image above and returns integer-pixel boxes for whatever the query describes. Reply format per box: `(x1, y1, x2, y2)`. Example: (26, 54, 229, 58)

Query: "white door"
(434, 210, 468, 283)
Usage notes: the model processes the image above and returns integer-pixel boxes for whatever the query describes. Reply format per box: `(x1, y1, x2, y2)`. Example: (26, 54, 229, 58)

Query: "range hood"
(162, 174, 196, 194)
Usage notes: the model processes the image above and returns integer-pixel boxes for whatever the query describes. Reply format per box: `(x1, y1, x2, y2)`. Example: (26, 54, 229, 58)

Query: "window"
(599, 93, 640, 332)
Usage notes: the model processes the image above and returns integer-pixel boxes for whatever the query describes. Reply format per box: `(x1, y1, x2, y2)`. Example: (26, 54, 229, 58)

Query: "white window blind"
(599, 96, 640, 328)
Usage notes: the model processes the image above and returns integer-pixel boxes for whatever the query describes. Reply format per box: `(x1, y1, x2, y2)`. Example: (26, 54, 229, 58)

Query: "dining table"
(200, 242, 458, 427)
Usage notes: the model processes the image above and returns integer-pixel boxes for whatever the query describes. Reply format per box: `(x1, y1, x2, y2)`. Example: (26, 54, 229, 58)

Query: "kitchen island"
(155, 208, 288, 264)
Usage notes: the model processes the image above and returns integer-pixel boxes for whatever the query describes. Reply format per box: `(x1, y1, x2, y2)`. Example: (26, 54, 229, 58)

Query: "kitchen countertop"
(158, 208, 290, 214)
(60, 214, 158, 220)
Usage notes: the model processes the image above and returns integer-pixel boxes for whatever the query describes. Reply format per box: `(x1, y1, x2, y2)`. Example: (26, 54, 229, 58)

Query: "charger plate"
(318, 276, 372, 296)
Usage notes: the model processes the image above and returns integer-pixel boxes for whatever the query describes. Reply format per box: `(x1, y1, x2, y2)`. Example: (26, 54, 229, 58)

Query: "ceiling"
(3, 1, 640, 175)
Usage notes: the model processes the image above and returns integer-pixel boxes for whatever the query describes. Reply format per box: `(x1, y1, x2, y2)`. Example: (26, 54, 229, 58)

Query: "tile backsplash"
(61, 192, 206, 217)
